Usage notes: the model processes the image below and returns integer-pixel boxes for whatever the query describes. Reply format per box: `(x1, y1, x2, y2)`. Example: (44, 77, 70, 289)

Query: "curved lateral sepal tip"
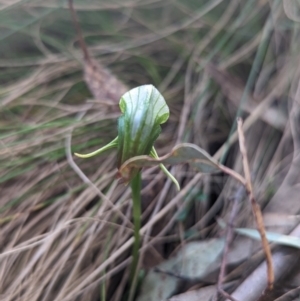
(150, 147, 180, 191)
(74, 136, 119, 158)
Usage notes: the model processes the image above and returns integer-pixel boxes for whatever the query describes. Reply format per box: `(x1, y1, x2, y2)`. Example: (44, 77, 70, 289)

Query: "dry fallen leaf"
(137, 239, 225, 301)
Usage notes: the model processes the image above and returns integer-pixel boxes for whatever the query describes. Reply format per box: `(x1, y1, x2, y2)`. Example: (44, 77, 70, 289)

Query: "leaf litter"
(137, 239, 225, 301)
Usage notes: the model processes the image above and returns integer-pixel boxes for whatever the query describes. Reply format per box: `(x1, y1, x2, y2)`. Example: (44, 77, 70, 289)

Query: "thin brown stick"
(218, 164, 246, 187)
(237, 117, 274, 290)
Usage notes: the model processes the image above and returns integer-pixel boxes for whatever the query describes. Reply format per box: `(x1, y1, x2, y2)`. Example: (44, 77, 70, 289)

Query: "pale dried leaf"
(84, 59, 127, 103)
(283, 0, 300, 22)
(120, 143, 221, 179)
(234, 227, 300, 249)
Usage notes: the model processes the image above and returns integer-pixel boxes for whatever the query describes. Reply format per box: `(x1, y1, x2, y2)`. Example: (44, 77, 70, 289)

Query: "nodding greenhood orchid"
(75, 85, 225, 297)
(75, 84, 180, 190)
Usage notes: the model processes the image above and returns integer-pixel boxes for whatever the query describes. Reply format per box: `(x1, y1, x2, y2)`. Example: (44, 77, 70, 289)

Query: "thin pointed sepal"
(75, 136, 118, 158)
(150, 147, 180, 191)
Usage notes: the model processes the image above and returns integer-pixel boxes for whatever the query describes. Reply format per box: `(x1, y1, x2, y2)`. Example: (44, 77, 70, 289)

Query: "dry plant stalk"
(68, 0, 127, 103)
(237, 117, 274, 290)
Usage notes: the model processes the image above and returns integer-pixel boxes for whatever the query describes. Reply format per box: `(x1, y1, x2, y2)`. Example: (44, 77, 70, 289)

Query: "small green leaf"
(119, 143, 221, 180)
(117, 85, 170, 180)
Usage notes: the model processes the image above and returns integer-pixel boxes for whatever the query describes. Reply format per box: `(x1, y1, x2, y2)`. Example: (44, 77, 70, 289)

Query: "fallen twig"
(237, 117, 274, 289)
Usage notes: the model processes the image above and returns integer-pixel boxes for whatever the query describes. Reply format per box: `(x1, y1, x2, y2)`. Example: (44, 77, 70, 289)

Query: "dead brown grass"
(1, 1, 300, 301)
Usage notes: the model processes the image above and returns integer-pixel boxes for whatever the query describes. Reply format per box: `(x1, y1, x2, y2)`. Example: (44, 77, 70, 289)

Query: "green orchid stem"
(129, 171, 142, 299)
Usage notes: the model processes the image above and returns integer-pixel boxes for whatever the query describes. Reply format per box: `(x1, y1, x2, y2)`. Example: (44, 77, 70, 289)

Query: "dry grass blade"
(214, 185, 244, 301)
(206, 64, 286, 130)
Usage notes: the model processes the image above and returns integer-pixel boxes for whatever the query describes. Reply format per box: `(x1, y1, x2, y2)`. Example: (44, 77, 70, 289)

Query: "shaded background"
(1, 1, 300, 300)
